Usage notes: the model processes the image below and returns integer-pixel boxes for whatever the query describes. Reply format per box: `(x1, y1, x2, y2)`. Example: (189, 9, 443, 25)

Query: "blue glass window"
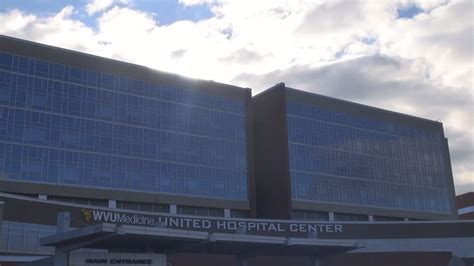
(0, 52, 248, 200)
(0, 53, 12, 70)
(286, 101, 452, 214)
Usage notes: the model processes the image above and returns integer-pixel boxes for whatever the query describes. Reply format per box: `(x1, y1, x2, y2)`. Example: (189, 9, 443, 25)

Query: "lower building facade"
(0, 193, 473, 266)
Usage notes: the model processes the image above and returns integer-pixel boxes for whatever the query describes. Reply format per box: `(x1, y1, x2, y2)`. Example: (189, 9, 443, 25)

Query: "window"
(231, 210, 250, 218)
(0, 87, 10, 103)
(334, 213, 368, 221)
(373, 216, 404, 222)
(48, 196, 108, 207)
(34, 60, 49, 77)
(117, 201, 139, 210)
(292, 210, 329, 221)
(69, 67, 82, 83)
(0, 221, 55, 254)
(0, 53, 13, 70)
(177, 206, 224, 217)
(27, 162, 42, 179)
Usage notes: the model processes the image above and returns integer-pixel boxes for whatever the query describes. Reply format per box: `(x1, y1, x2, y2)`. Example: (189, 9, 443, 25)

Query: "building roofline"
(284, 86, 443, 127)
(253, 82, 286, 99)
(0, 35, 250, 98)
(457, 192, 474, 197)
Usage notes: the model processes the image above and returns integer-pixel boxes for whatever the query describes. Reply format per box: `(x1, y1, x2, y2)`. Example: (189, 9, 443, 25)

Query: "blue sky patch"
(397, 4, 423, 19)
(0, 0, 87, 16)
(133, 0, 214, 25)
(0, 0, 214, 27)
(361, 36, 376, 45)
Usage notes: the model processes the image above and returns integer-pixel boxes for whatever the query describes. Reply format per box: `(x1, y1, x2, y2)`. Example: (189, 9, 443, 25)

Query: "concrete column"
(57, 212, 71, 233)
(237, 256, 249, 266)
(224, 208, 231, 218)
(108, 199, 116, 208)
(170, 204, 177, 214)
(368, 215, 374, 222)
(329, 212, 335, 221)
(54, 247, 69, 266)
(448, 255, 466, 266)
(308, 256, 320, 266)
(54, 213, 71, 265)
(38, 194, 47, 200)
(0, 201, 4, 229)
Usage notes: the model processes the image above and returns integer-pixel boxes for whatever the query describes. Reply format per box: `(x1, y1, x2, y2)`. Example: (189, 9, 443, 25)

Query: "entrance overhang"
(41, 223, 363, 257)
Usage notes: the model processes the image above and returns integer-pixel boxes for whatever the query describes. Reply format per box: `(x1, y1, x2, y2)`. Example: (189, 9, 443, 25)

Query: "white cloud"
(86, 0, 114, 15)
(0, 6, 100, 53)
(0, 0, 472, 194)
(378, 1, 474, 89)
(86, 0, 131, 15)
(0, 9, 36, 33)
(178, 0, 217, 6)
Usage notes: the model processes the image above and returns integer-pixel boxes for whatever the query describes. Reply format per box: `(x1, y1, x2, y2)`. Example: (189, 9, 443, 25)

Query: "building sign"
(69, 253, 166, 266)
(81, 208, 343, 237)
(2, 194, 474, 240)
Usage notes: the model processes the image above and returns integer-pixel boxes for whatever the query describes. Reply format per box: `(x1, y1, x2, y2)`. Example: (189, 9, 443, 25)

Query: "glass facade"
(116, 200, 170, 213)
(48, 195, 108, 207)
(286, 101, 452, 214)
(0, 52, 248, 200)
(0, 220, 55, 254)
(292, 210, 329, 221)
(231, 209, 250, 218)
(373, 215, 405, 222)
(333, 213, 369, 221)
(0, 220, 107, 255)
(177, 205, 225, 217)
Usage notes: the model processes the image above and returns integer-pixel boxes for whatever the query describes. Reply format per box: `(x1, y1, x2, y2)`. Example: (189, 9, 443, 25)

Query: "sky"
(0, 0, 472, 194)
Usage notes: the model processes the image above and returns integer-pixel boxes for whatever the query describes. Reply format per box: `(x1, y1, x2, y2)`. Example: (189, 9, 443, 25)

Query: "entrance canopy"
(41, 223, 362, 257)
